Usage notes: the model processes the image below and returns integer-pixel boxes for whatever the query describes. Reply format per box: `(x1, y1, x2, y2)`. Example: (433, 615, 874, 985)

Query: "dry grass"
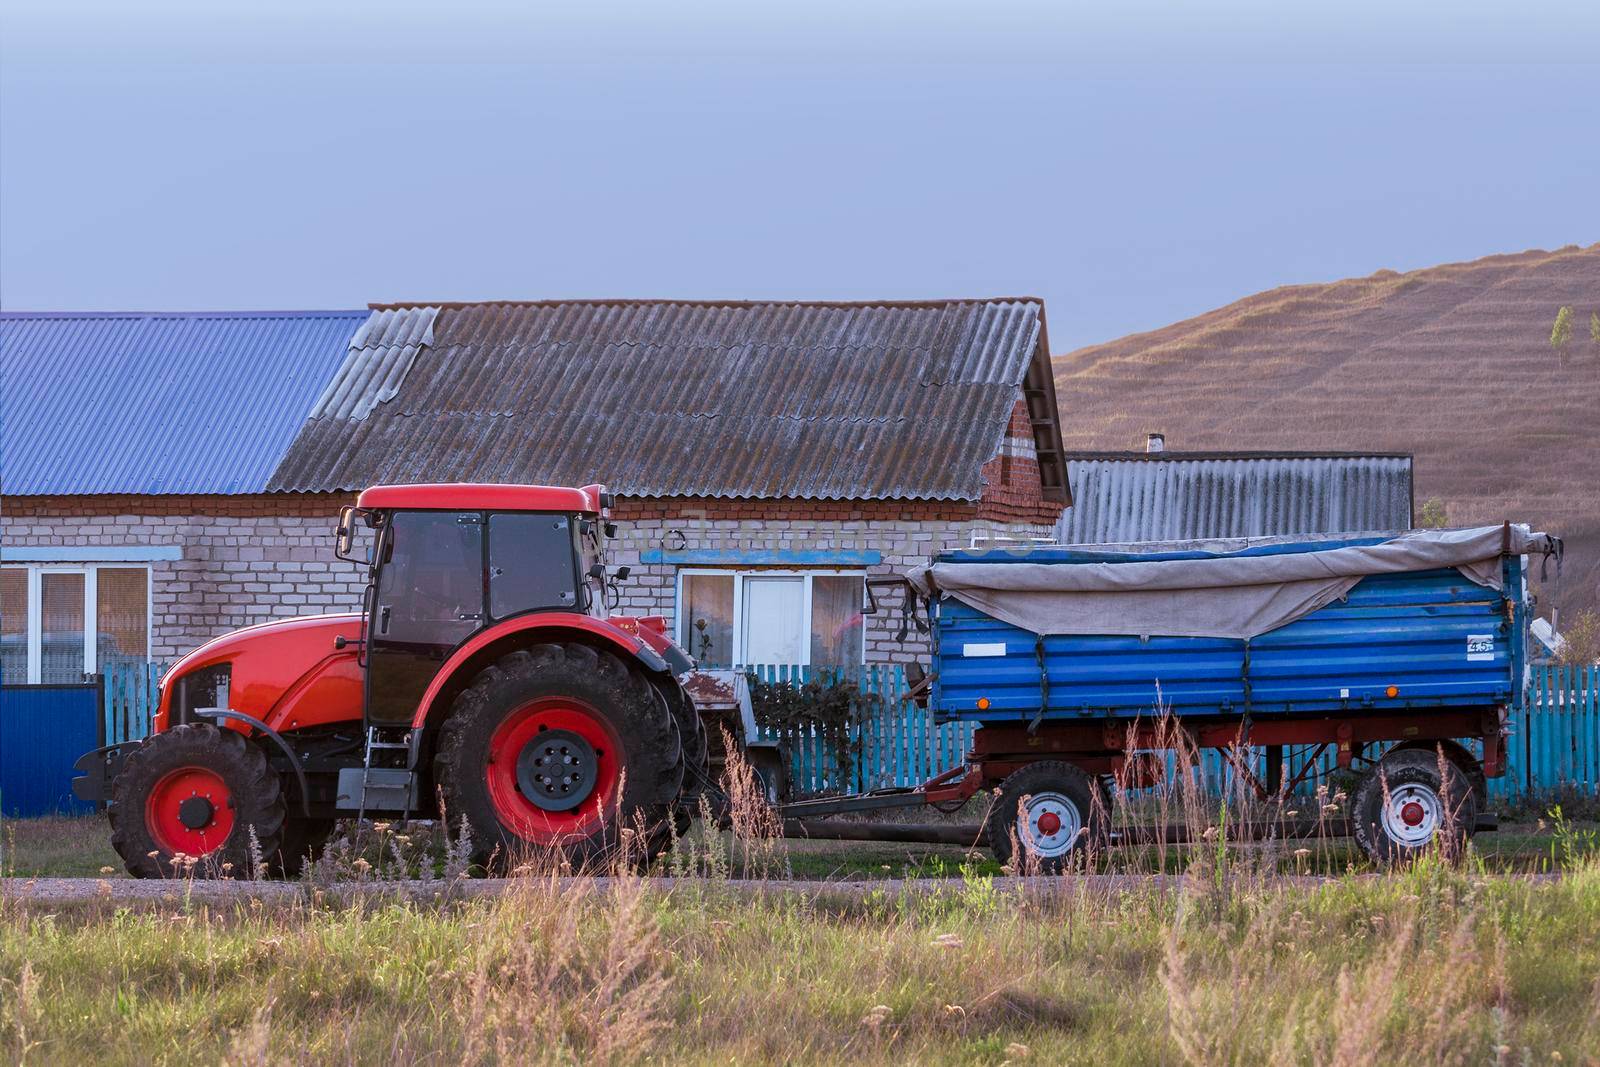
(1052, 243, 1600, 616)
(5, 728, 1600, 1062)
(3, 806, 1599, 1064)
(3, 855, 1599, 1064)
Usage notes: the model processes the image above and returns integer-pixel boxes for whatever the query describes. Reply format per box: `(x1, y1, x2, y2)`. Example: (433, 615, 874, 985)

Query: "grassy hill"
(1053, 244, 1600, 620)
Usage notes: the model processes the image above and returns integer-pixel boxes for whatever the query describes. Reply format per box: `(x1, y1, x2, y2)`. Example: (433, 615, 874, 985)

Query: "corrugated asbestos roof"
(0, 311, 366, 495)
(269, 299, 1064, 501)
(1055, 452, 1414, 543)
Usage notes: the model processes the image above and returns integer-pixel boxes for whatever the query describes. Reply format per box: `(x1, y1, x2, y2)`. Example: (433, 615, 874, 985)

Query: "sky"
(2, 0, 1596, 352)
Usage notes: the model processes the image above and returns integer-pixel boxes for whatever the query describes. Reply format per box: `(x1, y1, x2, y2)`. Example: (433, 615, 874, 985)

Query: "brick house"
(1, 299, 1069, 674)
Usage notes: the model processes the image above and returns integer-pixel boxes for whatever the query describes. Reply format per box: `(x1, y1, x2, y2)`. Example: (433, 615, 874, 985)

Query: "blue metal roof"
(0, 311, 365, 495)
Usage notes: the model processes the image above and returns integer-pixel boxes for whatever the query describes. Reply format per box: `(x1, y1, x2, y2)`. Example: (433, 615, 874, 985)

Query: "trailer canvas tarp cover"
(908, 525, 1554, 640)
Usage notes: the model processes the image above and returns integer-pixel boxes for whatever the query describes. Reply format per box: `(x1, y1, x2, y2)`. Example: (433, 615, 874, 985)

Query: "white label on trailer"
(1340, 688, 1350, 699)
(1466, 633, 1495, 662)
(962, 642, 1008, 658)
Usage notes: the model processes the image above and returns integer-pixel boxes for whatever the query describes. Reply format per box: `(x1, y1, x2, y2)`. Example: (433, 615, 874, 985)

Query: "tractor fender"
(410, 613, 667, 730)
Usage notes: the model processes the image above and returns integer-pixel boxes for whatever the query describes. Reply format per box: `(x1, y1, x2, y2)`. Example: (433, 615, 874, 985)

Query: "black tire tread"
(661, 680, 710, 803)
(984, 760, 1104, 875)
(433, 642, 683, 870)
(109, 722, 286, 879)
(1352, 746, 1478, 866)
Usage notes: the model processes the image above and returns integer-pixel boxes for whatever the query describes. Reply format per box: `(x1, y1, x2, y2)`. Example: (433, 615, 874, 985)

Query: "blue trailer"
(879, 523, 1560, 867)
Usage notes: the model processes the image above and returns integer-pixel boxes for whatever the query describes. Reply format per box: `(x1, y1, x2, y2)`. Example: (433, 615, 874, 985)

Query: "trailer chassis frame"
(776, 707, 1507, 838)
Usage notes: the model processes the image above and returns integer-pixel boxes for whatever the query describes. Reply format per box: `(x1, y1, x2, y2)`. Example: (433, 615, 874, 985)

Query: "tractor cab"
(335, 483, 625, 726)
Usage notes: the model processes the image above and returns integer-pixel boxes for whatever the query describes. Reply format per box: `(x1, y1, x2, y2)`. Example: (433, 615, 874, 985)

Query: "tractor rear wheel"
(659, 679, 710, 810)
(109, 722, 286, 879)
(434, 643, 684, 871)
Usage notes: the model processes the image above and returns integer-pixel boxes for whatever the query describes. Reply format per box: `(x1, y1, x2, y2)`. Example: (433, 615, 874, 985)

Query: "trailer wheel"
(109, 722, 286, 879)
(985, 761, 1103, 874)
(747, 746, 788, 806)
(1352, 747, 1477, 865)
(434, 643, 684, 871)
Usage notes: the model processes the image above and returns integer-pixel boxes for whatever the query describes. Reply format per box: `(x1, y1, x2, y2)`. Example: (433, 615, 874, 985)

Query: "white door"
(741, 577, 805, 664)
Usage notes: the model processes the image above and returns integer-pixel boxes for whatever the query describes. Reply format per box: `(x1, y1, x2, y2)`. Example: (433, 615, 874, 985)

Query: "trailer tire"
(748, 746, 788, 807)
(986, 761, 1104, 875)
(1353, 746, 1477, 865)
(1385, 739, 1489, 812)
(110, 722, 286, 879)
(434, 643, 684, 872)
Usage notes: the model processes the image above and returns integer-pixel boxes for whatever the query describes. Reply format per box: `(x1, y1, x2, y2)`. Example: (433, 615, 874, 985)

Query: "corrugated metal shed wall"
(269, 299, 1054, 501)
(0, 311, 366, 495)
(1055, 453, 1413, 543)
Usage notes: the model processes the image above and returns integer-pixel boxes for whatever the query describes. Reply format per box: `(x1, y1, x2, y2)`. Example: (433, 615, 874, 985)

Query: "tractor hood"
(159, 613, 366, 734)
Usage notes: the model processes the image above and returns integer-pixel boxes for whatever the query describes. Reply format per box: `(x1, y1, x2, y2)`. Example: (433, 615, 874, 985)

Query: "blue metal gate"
(0, 681, 105, 817)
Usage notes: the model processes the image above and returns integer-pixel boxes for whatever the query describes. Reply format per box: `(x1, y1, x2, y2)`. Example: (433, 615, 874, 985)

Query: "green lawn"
(5, 811, 1598, 880)
(4, 847, 1599, 1064)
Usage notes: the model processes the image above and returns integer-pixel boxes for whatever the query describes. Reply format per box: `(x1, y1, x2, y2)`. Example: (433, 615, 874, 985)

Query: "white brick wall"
(1, 507, 366, 662)
(608, 511, 1053, 664)
(3, 502, 1051, 667)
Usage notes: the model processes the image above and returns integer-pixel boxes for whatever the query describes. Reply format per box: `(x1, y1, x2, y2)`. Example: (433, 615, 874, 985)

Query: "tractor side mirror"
(334, 506, 365, 563)
(613, 565, 631, 582)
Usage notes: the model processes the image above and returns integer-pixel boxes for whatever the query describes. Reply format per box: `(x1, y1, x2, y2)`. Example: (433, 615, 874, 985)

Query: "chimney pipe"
(1146, 432, 1166, 454)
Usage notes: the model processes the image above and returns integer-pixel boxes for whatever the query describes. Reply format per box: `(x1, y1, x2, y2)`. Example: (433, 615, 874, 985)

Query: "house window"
(0, 564, 151, 684)
(676, 570, 866, 667)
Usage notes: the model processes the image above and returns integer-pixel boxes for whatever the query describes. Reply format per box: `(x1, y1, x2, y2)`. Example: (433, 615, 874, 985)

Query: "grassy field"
(6, 810, 1598, 881)
(4, 849, 1600, 1064)
(4, 810, 1600, 1064)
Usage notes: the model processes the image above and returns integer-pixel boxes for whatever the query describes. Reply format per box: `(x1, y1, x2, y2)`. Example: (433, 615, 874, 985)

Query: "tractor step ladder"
(351, 726, 418, 819)
(363, 725, 412, 759)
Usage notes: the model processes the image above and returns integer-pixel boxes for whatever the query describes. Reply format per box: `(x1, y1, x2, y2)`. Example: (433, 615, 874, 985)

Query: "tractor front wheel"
(109, 722, 286, 878)
(434, 643, 684, 871)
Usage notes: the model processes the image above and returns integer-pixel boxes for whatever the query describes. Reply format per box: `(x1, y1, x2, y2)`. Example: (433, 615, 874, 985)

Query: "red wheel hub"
(1400, 801, 1426, 827)
(1036, 811, 1062, 836)
(145, 766, 234, 857)
(486, 697, 622, 845)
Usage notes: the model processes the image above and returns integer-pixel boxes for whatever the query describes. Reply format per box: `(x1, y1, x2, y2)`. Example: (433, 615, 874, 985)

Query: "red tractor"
(73, 483, 729, 876)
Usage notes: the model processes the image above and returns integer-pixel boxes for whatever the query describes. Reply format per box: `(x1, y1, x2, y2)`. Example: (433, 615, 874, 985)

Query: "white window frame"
(2, 562, 154, 684)
(674, 568, 866, 667)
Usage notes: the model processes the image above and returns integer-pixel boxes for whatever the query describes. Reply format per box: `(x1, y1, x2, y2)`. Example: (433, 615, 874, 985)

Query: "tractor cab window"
(375, 511, 484, 646)
(488, 512, 580, 618)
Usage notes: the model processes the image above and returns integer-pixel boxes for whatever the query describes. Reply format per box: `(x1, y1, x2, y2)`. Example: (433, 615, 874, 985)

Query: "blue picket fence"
(1512, 665, 1600, 797)
(103, 659, 164, 745)
(745, 663, 976, 795)
(92, 659, 1600, 802)
(754, 663, 1600, 800)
